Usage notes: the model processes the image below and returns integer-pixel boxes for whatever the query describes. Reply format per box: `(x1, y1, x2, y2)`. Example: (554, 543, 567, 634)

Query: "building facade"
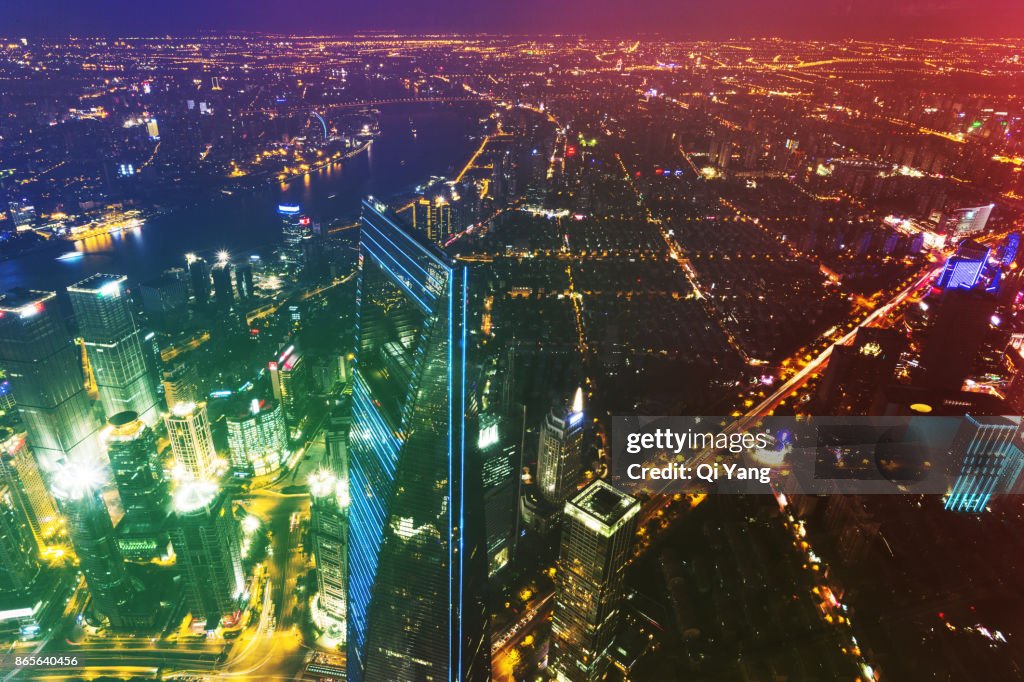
(67, 275, 159, 425)
(0, 290, 101, 470)
(347, 199, 489, 682)
(551, 480, 640, 682)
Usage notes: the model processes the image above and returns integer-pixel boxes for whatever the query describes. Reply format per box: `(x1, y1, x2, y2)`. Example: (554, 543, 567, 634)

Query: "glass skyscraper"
(164, 401, 218, 481)
(551, 480, 639, 682)
(347, 199, 489, 682)
(537, 387, 585, 507)
(169, 481, 244, 627)
(104, 411, 170, 560)
(0, 290, 101, 470)
(67, 275, 159, 425)
(51, 459, 137, 628)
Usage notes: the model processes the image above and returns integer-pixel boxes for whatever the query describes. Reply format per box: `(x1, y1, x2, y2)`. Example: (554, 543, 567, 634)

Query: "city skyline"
(1, 27, 1024, 682)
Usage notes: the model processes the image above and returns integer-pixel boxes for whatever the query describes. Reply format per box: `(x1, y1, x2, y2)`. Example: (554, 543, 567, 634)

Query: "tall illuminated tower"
(104, 411, 170, 559)
(551, 480, 639, 682)
(0, 427, 59, 553)
(347, 199, 489, 682)
(164, 402, 218, 481)
(0, 290, 101, 470)
(169, 481, 244, 626)
(51, 459, 136, 628)
(310, 468, 348, 641)
(0, 480, 41, 595)
(67, 275, 159, 425)
(537, 387, 585, 506)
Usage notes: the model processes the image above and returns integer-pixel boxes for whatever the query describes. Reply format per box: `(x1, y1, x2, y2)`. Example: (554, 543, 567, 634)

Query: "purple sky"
(4, 0, 1023, 37)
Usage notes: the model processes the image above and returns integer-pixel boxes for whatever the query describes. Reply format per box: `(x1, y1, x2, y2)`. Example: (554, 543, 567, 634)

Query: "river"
(0, 103, 484, 292)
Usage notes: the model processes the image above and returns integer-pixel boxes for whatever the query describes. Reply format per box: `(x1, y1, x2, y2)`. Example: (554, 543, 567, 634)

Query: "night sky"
(4, 0, 1023, 37)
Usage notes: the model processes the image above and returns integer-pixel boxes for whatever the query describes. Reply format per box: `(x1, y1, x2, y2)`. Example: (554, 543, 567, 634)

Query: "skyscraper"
(817, 327, 903, 415)
(347, 199, 489, 682)
(169, 481, 244, 627)
(50, 459, 136, 628)
(0, 480, 41, 595)
(269, 344, 306, 422)
(945, 415, 1024, 513)
(186, 254, 211, 306)
(234, 261, 255, 300)
(0, 290, 101, 470)
(551, 480, 640, 682)
(211, 260, 234, 308)
(279, 204, 311, 268)
(68, 274, 159, 425)
(477, 412, 517, 577)
(162, 360, 200, 410)
(0, 427, 59, 554)
(412, 196, 455, 245)
(164, 402, 218, 481)
(104, 411, 170, 560)
(310, 468, 348, 641)
(225, 398, 288, 477)
(537, 387, 585, 507)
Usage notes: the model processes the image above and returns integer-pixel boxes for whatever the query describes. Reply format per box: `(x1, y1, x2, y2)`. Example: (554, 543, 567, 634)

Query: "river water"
(0, 103, 483, 291)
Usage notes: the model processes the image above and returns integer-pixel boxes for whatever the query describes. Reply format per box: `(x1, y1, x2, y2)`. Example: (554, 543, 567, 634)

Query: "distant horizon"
(6, 0, 1024, 40)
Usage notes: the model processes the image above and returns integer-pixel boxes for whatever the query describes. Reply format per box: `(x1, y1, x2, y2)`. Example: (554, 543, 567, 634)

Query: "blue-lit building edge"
(348, 200, 473, 682)
(945, 417, 1024, 513)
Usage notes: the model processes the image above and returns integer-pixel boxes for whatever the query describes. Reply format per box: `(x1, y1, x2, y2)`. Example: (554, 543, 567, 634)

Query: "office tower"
(551, 480, 640, 682)
(211, 260, 234, 308)
(412, 196, 454, 245)
(945, 416, 1024, 513)
(943, 204, 994, 238)
(225, 398, 288, 477)
(51, 459, 136, 628)
(324, 402, 349, 474)
(139, 272, 188, 329)
(68, 274, 159, 425)
(278, 203, 311, 267)
(269, 344, 306, 422)
(310, 468, 348, 639)
(169, 481, 244, 626)
(937, 241, 990, 290)
(0, 290, 101, 470)
(186, 254, 211, 306)
(0, 481, 41, 594)
(0, 427, 59, 553)
(162, 360, 199, 410)
(347, 199, 489, 682)
(6, 198, 35, 231)
(164, 402, 218, 481)
(478, 413, 516, 577)
(538, 387, 586, 507)
(817, 327, 903, 415)
(920, 290, 997, 391)
(104, 411, 170, 560)
(234, 261, 254, 300)
(145, 118, 160, 140)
